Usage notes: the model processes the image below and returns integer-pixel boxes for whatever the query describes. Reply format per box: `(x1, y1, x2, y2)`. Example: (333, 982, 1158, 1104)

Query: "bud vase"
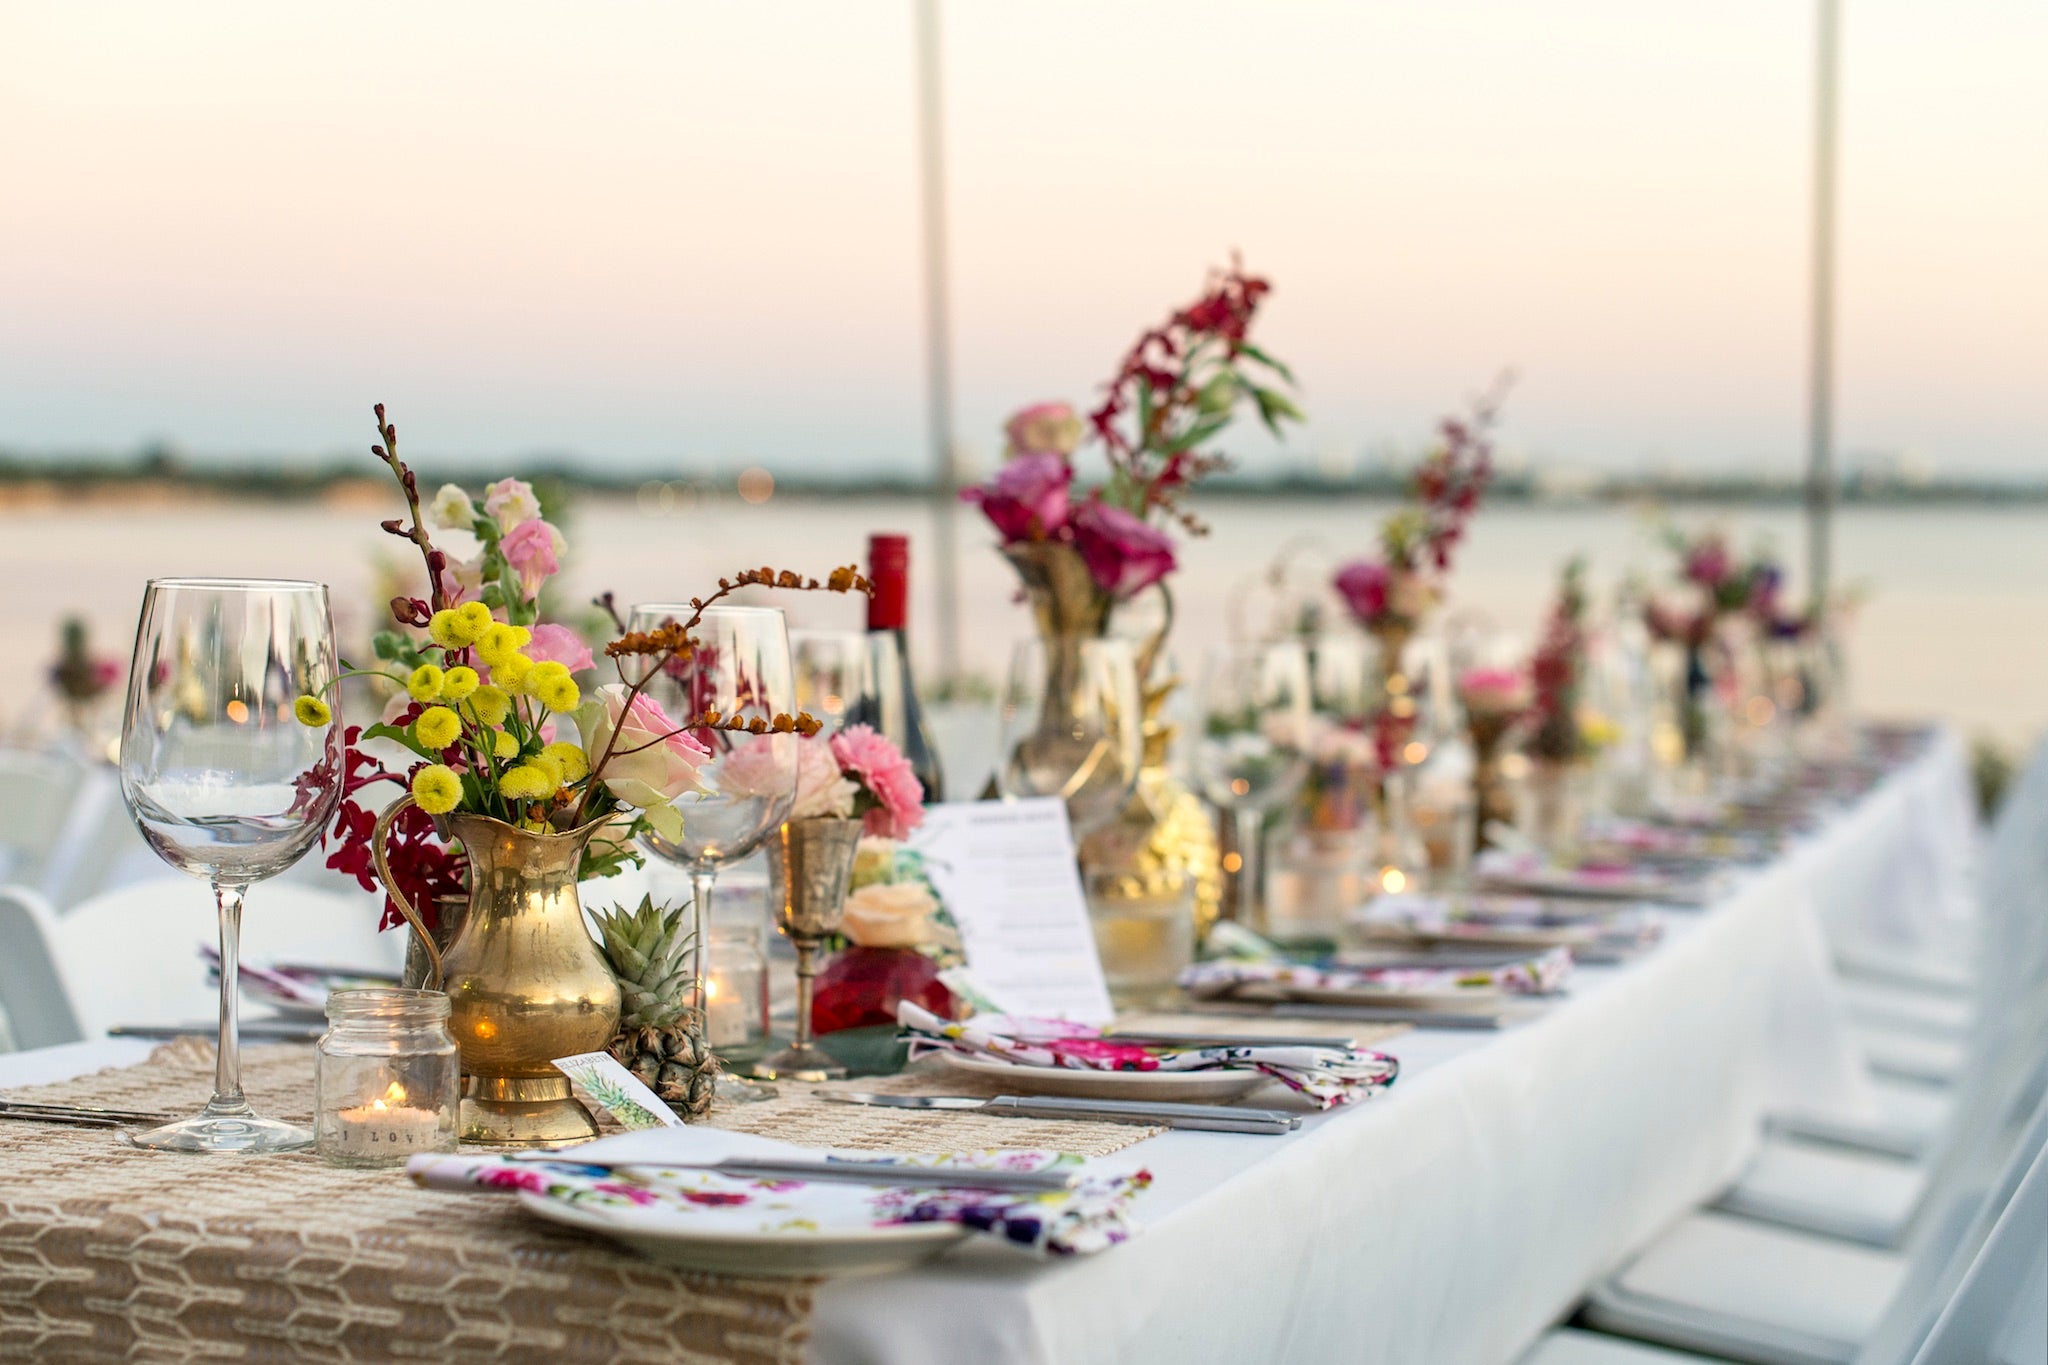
(373, 799, 621, 1148)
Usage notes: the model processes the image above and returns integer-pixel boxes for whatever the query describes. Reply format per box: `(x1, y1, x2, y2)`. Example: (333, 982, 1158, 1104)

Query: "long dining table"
(0, 731, 1975, 1365)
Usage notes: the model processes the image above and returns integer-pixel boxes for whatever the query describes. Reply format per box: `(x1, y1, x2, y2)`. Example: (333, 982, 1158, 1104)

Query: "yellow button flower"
(492, 729, 521, 761)
(475, 623, 533, 668)
(498, 763, 557, 802)
(526, 661, 580, 712)
(292, 695, 332, 727)
(490, 653, 534, 694)
(413, 706, 462, 751)
(467, 685, 512, 728)
(541, 741, 589, 784)
(411, 763, 463, 816)
(406, 664, 445, 703)
(440, 666, 480, 702)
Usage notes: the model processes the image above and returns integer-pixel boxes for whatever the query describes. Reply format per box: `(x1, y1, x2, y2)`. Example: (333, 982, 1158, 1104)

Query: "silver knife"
(505, 1153, 1079, 1193)
(820, 1092, 1299, 1135)
(1101, 1030, 1361, 1050)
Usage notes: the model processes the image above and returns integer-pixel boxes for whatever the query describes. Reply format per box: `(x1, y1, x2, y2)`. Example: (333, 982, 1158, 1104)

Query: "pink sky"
(0, 1, 2041, 478)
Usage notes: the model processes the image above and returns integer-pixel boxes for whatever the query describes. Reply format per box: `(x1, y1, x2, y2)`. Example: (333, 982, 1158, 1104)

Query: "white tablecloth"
(0, 737, 1972, 1365)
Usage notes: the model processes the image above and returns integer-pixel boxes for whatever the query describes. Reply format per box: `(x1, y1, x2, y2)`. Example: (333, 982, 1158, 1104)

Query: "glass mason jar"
(704, 924, 769, 1062)
(314, 988, 461, 1168)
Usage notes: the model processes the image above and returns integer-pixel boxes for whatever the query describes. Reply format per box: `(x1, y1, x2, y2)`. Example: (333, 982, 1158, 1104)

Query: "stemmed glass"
(118, 578, 343, 1152)
(629, 605, 800, 999)
(790, 629, 869, 736)
(1195, 642, 1312, 930)
(996, 636, 1143, 836)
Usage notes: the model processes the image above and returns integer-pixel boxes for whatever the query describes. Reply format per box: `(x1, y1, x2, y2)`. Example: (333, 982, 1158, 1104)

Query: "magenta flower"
(681, 1188, 752, 1207)
(961, 453, 1073, 544)
(527, 622, 595, 673)
(1070, 502, 1176, 599)
(478, 1166, 550, 1193)
(1332, 558, 1391, 623)
(831, 723, 925, 839)
(500, 519, 564, 598)
(1683, 538, 1732, 589)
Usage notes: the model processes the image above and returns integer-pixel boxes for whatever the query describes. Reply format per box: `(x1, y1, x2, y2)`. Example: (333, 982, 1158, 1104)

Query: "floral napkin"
(408, 1126, 1149, 1258)
(896, 1002, 1398, 1109)
(1180, 943, 1575, 1001)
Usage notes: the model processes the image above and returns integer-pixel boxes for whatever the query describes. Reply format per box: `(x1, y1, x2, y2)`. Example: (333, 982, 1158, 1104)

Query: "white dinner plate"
(936, 1051, 1273, 1102)
(517, 1191, 970, 1277)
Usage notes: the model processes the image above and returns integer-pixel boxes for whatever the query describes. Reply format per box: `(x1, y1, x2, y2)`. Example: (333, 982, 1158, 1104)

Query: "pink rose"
(500, 519, 565, 598)
(483, 477, 542, 530)
(1457, 666, 1531, 716)
(1003, 401, 1083, 459)
(527, 622, 594, 673)
(1070, 502, 1176, 599)
(829, 724, 925, 839)
(1333, 559, 1390, 623)
(960, 453, 1072, 544)
(577, 685, 713, 811)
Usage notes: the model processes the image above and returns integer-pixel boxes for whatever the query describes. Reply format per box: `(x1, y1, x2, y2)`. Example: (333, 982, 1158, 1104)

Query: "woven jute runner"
(1, 1031, 1302, 1365)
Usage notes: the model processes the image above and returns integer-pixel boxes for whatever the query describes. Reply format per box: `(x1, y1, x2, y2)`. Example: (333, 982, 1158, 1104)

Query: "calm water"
(6, 495, 2043, 747)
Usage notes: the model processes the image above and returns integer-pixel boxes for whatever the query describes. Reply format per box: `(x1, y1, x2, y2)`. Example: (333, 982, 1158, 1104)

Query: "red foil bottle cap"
(867, 533, 908, 630)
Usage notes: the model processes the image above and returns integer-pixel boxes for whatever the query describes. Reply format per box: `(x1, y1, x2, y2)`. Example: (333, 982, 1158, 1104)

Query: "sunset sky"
(1, 1, 2042, 480)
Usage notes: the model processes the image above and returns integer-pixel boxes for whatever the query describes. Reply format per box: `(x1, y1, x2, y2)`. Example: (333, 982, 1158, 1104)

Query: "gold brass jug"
(374, 797, 622, 1148)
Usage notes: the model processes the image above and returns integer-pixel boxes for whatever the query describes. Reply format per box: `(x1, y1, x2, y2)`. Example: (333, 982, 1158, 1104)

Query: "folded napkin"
(409, 1126, 1148, 1258)
(1180, 943, 1575, 999)
(1354, 893, 1662, 949)
(896, 1002, 1397, 1108)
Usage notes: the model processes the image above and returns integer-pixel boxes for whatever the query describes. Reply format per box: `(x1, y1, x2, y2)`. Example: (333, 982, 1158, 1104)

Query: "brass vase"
(1003, 543, 1220, 1000)
(373, 798, 622, 1148)
(1466, 712, 1520, 851)
(757, 817, 864, 1081)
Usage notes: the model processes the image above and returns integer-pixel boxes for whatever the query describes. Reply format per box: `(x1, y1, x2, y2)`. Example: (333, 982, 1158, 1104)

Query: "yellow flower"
(475, 623, 533, 668)
(527, 661, 580, 712)
(455, 601, 494, 638)
(467, 685, 511, 728)
(292, 695, 331, 727)
(427, 603, 492, 650)
(413, 706, 462, 751)
(498, 763, 557, 802)
(492, 729, 521, 761)
(440, 666, 479, 702)
(528, 751, 566, 788)
(542, 741, 589, 784)
(406, 664, 444, 703)
(411, 763, 462, 815)
(491, 653, 534, 694)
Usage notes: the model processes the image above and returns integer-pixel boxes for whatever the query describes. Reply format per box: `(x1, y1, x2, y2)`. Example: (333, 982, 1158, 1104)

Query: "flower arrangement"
(1455, 666, 1533, 723)
(313, 404, 869, 930)
(961, 260, 1302, 624)
(1332, 380, 1509, 639)
(1642, 526, 1780, 647)
(49, 617, 123, 709)
(811, 838, 961, 1038)
(728, 723, 926, 840)
(1524, 559, 1589, 763)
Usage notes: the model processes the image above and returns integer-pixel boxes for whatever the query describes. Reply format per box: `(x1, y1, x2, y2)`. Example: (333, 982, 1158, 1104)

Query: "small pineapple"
(592, 896, 719, 1119)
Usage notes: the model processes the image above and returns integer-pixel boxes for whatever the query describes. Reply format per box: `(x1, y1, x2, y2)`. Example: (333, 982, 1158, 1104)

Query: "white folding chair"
(1573, 1092, 2048, 1365)
(1905, 1125, 2047, 1365)
(0, 749, 88, 890)
(0, 886, 87, 1050)
(1724, 739, 2048, 1241)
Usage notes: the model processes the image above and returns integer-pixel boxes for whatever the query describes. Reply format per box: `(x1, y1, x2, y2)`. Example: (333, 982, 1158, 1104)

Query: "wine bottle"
(852, 533, 945, 803)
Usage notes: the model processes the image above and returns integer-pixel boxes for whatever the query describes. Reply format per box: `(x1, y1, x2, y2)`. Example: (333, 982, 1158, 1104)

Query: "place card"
(553, 1053, 684, 1130)
(908, 798, 1115, 1026)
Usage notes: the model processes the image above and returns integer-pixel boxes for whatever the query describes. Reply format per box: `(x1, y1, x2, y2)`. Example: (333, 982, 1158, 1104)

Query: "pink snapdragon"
(500, 519, 564, 598)
(526, 622, 594, 673)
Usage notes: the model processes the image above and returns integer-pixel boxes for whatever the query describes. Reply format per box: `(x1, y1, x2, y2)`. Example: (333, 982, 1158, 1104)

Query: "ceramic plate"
(936, 1051, 1272, 1102)
(517, 1191, 969, 1277)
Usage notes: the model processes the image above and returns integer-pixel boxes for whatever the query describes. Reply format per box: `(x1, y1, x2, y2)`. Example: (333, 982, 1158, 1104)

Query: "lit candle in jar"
(332, 1080, 442, 1162)
(704, 969, 745, 1047)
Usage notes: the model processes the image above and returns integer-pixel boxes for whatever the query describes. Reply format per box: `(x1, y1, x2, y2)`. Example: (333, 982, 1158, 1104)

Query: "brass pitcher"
(374, 798, 622, 1148)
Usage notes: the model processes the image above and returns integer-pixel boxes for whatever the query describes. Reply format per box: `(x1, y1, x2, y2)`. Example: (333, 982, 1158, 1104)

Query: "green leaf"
(1236, 343, 1296, 385)
(1252, 387, 1306, 436)
(364, 721, 437, 762)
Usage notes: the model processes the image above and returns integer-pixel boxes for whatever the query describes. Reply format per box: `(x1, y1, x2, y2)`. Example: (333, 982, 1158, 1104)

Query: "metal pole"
(914, 0, 962, 680)
(1806, 0, 1840, 611)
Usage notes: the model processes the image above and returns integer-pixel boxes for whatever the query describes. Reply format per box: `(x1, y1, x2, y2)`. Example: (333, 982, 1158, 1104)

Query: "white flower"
(428, 483, 478, 530)
(483, 477, 542, 530)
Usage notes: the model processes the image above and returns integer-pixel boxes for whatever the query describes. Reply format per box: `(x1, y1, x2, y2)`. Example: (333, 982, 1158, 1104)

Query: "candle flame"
(371, 1079, 408, 1112)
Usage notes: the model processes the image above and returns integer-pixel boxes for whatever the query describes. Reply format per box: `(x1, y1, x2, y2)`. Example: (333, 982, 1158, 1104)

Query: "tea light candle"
(705, 968, 746, 1048)
(333, 1081, 442, 1161)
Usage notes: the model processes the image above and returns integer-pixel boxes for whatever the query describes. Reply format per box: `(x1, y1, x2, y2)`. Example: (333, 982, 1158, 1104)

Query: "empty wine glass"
(790, 629, 869, 735)
(1195, 642, 1312, 929)
(996, 636, 1142, 836)
(627, 605, 799, 1011)
(119, 578, 343, 1153)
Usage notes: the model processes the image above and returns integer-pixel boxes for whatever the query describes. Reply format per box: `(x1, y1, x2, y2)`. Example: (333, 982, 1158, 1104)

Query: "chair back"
(0, 750, 88, 889)
(0, 887, 86, 1050)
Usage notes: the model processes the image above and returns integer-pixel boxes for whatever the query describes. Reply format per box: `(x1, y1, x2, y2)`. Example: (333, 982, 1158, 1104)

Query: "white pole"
(1806, 0, 1840, 610)
(914, 0, 962, 680)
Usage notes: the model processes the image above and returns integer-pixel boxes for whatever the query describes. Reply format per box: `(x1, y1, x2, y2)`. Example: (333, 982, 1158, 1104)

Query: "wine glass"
(118, 578, 343, 1153)
(1195, 642, 1312, 930)
(995, 636, 1142, 836)
(790, 629, 869, 736)
(627, 605, 798, 1043)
